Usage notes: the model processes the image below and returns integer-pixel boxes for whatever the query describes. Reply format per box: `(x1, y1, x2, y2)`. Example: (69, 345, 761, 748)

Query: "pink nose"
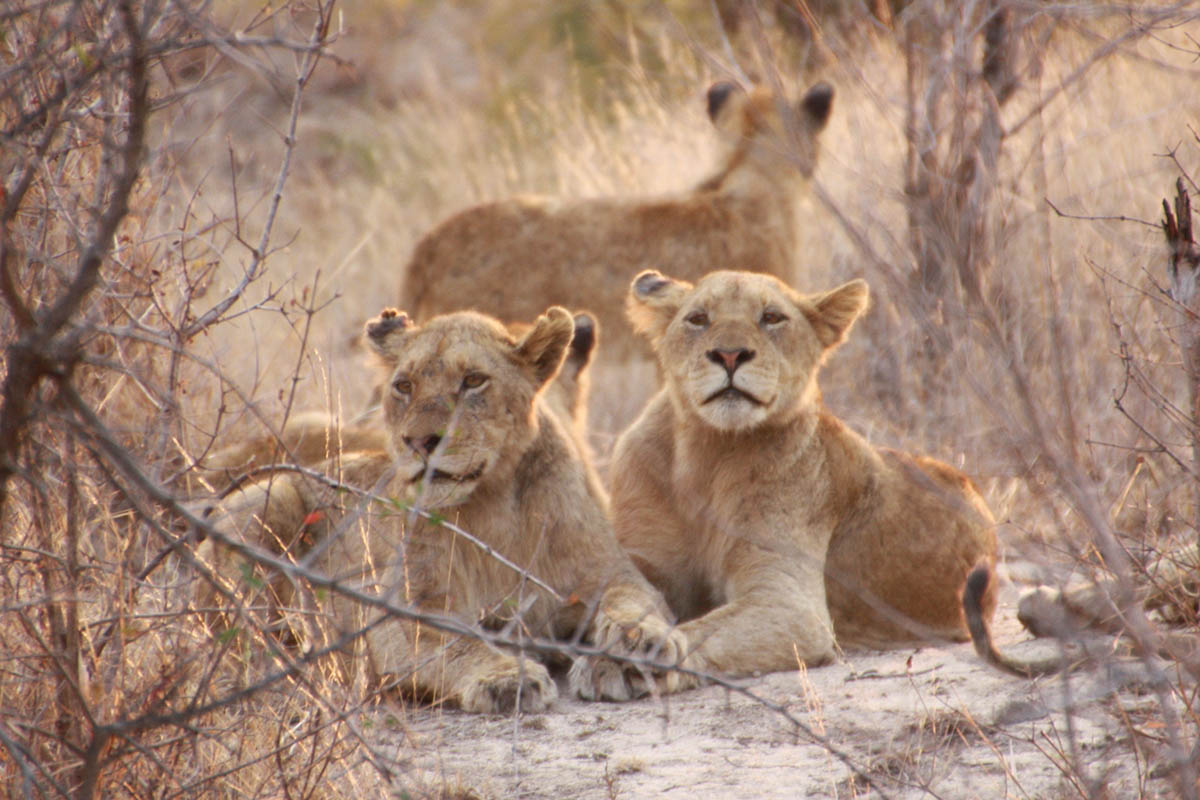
(707, 348, 755, 374)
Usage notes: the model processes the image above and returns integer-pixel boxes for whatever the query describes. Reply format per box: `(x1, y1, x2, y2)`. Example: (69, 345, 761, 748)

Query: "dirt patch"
(378, 589, 1180, 798)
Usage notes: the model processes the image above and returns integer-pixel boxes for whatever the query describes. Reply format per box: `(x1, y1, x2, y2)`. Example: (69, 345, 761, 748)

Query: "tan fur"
(200, 308, 683, 713)
(201, 312, 599, 488)
(399, 81, 834, 365)
(196, 410, 388, 490)
(611, 270, 997, 684)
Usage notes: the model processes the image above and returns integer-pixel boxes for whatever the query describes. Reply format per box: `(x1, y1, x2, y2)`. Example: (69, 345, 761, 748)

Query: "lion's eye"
(760, 309, 788, 326)
(461, 372, 489, 391)
(392, 376, 413, 397)
(685, 310, 710, 328)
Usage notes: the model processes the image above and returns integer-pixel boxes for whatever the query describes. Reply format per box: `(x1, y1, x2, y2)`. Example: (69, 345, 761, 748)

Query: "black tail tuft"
(964, 564, 990, 615)
(962, 562, 1064, 679)
(962, 564, 993, 661)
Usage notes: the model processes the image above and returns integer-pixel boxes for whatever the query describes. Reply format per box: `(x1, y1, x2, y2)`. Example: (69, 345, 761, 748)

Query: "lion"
(199, 306, 683, 713)
(608, 269, 998, 683)
(198, 311, 599, 486)
(399, 80, 834, 368)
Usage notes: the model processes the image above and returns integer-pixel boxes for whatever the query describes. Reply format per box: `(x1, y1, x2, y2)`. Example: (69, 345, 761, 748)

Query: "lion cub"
(201, 307, 683, 712)
(400, 80, 834, 366)
(610, 269, 998, 681)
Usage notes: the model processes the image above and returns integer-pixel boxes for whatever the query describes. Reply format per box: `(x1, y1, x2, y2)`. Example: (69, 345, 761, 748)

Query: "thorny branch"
(179, 5, 333, 340)
(0, 0, 149, 519)
(0, 2, 353, 796)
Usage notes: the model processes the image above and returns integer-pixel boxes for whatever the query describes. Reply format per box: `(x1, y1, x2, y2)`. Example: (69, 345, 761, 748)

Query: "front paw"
(570, 613, 692, 701)
(459, 659, 557, 714)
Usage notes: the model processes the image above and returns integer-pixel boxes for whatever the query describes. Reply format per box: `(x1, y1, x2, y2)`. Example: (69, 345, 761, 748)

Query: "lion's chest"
(337, 503, 560, 633)
(669, 441, 836, 584)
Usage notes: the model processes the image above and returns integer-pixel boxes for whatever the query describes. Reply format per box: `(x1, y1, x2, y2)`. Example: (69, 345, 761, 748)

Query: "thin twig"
(180, 7, 332, 339)
(1045, 197, 1159, 229)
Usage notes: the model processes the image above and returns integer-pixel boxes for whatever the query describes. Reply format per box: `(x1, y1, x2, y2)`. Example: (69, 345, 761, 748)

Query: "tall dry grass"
(3, 0, 1199, 796)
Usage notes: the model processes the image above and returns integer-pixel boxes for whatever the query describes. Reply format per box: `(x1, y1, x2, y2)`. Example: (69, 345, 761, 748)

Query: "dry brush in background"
(2, 0, 1200, 798)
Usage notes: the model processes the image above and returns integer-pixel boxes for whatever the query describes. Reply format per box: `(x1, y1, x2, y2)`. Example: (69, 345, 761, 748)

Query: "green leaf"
(239, 561, 265, 590)
(73, 43, 93, 70)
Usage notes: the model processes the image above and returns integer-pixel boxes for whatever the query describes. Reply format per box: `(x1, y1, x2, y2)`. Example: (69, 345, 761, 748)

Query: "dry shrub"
(3, 0, 1200, 797)
(0, 1, 424, 796)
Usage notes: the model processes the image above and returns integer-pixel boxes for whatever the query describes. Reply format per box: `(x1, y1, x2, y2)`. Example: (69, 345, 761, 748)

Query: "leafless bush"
(808, 2, 1200, 795)
(0, 1, 399, 796)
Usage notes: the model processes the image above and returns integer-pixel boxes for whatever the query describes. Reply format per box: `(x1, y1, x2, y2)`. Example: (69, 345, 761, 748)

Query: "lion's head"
(627, 270, 867, 431)
(701, 80, 834, 189)
(365, 306, 575, 507)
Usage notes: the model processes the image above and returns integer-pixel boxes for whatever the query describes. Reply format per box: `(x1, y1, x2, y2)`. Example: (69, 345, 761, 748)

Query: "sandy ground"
(372, 578, 1183, 799)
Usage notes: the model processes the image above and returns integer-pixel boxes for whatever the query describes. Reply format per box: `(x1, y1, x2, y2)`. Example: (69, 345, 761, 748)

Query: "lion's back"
(400, 193, 791, 364)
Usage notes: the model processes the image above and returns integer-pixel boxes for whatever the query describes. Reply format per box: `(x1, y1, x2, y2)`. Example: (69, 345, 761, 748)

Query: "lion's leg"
(195, 475, 313, 597)
(193, 472, 332, 663)
(568, 581, 690, 701)
(202, 475, 557, 714)
(199, 412, 387, 490)
(366, 618, 557, 714)
(679, 547, 835, 678)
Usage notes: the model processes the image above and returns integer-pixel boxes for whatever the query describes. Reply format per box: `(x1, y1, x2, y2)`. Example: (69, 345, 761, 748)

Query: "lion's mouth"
(702, 384, 765, 406)
(408, 462, 486, 485)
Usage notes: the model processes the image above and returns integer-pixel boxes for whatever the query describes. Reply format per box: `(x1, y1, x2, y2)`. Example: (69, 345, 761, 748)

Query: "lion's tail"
(963, 564, 1066, 678)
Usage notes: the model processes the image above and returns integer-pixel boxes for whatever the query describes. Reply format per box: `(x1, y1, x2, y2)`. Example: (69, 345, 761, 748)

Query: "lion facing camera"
(198, 307, 684, 712)
(610, 269, 998, 684)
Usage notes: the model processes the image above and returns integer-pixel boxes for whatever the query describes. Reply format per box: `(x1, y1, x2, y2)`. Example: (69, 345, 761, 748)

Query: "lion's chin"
(403, 479, 479, 509)
(701, 385, 764, 406)
(402, 463, 487, 509)
(692, 392, 770, 432)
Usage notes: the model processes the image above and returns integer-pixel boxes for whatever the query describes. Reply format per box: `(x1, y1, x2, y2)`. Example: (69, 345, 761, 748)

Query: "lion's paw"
(570, 612, 693, 701)
(459, 660, 557, 714)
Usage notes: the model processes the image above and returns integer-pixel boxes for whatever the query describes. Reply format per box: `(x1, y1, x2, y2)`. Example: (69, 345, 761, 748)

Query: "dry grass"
(3, 0, 1200, 797)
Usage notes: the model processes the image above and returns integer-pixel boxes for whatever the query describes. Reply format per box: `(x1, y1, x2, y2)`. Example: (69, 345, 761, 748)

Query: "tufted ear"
(515, 306, 575, 387)
(705, 80, 741, 122)
(797, 82, 834, 132)
(626, 270, 693, 345)
(364, 308, 414, 363)
(804, 279, 868, 350)
(567, 311, 598, 373)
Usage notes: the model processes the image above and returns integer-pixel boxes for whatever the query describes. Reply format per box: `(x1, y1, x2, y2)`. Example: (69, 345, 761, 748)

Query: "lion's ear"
(567, 312, 598, 373)
(797, 82, 834, 132)
(364, 308, 414, 362)
(515, 306, 574, 387)
(626, 270, 692, 345)
(805, 279, 868, 350)
(705, 80, 742, 123)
